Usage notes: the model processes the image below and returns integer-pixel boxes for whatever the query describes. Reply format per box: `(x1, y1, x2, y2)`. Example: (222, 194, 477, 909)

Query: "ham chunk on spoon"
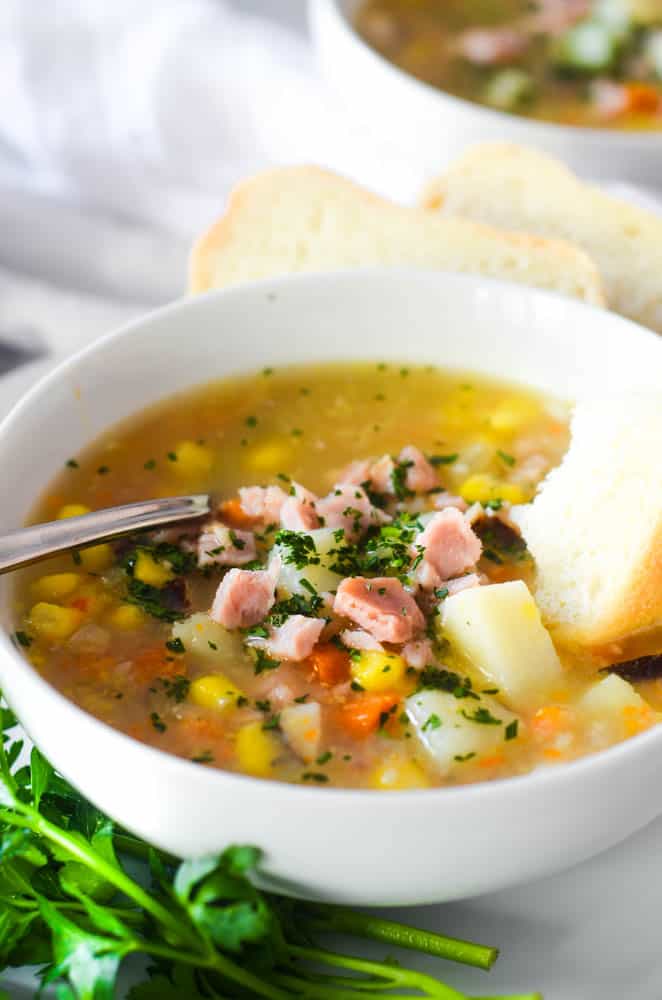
(334, 576, 424, 644)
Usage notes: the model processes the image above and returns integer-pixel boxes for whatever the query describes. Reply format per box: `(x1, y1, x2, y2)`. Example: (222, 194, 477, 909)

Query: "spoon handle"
(0, 495, 210, 574)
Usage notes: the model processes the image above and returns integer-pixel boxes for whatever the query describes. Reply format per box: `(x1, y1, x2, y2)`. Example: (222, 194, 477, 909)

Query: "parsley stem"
(288, 944, 469, 999)
(302, 905, 497, 970)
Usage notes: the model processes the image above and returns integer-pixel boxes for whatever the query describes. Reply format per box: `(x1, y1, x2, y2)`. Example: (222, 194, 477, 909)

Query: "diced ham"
(316, 483, 390, 538)
(238, 485, 287, 524)
(525, 0, 589, 35)
(398, 445, 439, 493)
(402, 638, 435, 671)
(456, 27, 529, 65)
(340, 628, 385, 653)
(280, 702, 322, 763)
(279, 482, 320, 531)
(334, 576, 424, 644)
(248, 614, 325, 662)
(414, 508, 482, 591)
(210, 565, 277, 629)
(434, 491, 468, 513)
(338, 459, 372, 486)
(444, 573, 482, 596)
(197, 522, 256, 567)
(369, 454, 396, 494)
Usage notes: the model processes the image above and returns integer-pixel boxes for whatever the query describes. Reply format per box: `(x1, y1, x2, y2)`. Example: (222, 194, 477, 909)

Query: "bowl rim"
(315, 0, 662, 147)
(1, 267, 661, 810)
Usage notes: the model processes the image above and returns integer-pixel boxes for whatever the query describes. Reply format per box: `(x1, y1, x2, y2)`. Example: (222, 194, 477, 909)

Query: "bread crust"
(188, 164, 605, 305)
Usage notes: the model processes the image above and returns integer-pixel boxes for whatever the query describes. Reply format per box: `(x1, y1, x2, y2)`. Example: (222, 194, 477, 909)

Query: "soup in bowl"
(0, 270, 660, 904)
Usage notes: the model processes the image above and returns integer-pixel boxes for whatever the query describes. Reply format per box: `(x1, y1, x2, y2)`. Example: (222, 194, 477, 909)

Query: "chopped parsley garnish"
(158, 675, 190, 702)
(275, 530, 320, 570)
(299, 578, 318, 596)
(390, 458, 414, 500)
(150, 712, 167, 733)
(497, 450, 516, 467)
(461, 707, 503, 726)
(165, 637, 185, 654)
(245, 415, 258, 428)
(262, 366, 274, 376)
(208, 641, 218, 650)
(97, 465, 110, 475)
(428, 453, 458, 466)
(505, 720, 519, 741)
(294, 694, 309, 703)
(262, 714, 281, 732)
(144, 458, 157, 470)
(236, 695, 249, 708)
(65, 458, 79, 469)
(301, 772, 329, 783)
(418, 667, 476, 700)
(350, 680, 365, 692)
(454, 752, 476, 762)
(253, 649, 281, 675)
(167, 451, 177, 462)
(422, 713, 442, 732)
(13, 630, 32, 648)
(483, 549, 504, 565)
(434, 587, 449, 600)
(72, 551, 82, 566)
(316, 751, 333, 765)
(191, 750, 214, 763)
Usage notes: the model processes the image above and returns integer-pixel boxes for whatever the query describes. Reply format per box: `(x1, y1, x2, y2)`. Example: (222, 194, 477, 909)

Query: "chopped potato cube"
(579, 674, 654, 745)
(30, 602, 84, 642)
(406, 689, 517, 776)
(442, 580, 563, 711)
(57, 503, 90, 519)
(370, 753, 430, 790)
(189, 673, 245, 711)
(107, 604, 147, 630)
(235, 721, 280, 777)
(31, 573, 81, 602)
(133, 551, 174, 588)
(171, 440, 215, 478)
(79, 543, 114, 573)
(280, 702, 321, 763)
(272, 527, 343, 597)
(351, 650, 406, 692)
(459, 473, 527, 506)
(172, 613, 248, 663)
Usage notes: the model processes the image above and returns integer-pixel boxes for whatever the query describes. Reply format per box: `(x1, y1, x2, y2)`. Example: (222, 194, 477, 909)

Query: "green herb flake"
(144, 458, 157, 470)
(150, 712, 167, 733)
(505, 719, 519, 741)
(191, 750, 214, 764)
(245, 415, 258, 428)
(429, 453, 458, 466)
(165, 637, 186, 654)
(422, 713, 442, 732)
(13, 630, 32, 648)
(97, 465, 110, 475)
(316, 751, 333, 765)
(461, 707, 503, 726)
(497, 449, 516, 467)
(454, 752, 476, 762)
(301, 772, 329, 783)
(65, 458, 79, 469)
(208, 641, 218, 650)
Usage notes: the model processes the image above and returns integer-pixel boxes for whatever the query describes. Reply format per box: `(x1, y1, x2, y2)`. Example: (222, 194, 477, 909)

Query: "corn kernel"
(133, 551, 174, 588)
(489, 396, 540, 435)
(351, 651, 406, 693)
(235, 721, 279, 777)
(244, 439, 291, 473)
(189, 673, 245, 711)
(30, 602, 84, 642)
(31, 573, 81, 602)
(79, 543, 114, 572)
(370, 755, 430, 790)
(171, 440, 214, 479)
(107, 604, 146, 630)
(459, 474, 527, 506)
(57, 503, 90, 519)
(71, 582, 111, 618)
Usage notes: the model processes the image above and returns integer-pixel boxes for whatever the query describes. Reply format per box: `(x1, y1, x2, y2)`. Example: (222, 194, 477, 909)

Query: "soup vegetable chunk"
(12, 363, 660, 790)
(355, 0, 662, 128)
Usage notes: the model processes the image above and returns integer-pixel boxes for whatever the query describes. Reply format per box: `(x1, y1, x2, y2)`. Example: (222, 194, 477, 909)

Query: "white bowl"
(311, 0, 662, 191)
(0, 270, 661, 906)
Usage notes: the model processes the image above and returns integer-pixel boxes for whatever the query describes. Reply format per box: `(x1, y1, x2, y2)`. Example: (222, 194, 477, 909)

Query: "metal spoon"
(0, 495, 210, 574)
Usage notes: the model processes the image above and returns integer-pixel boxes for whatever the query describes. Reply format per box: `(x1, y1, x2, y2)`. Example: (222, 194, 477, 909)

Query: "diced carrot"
(478, 753, 505, 768)
(308, 643, 351, 686)
(339, 692, 400, 739)
(219, 497, 259, 529)
(623, 82, 661, 114)
(131, 645, 182, 682)
(70, 597, 90, 613)
(543, 747, 564, 760)
(622, 704, 653, 737)
(531, 704, 572, 740)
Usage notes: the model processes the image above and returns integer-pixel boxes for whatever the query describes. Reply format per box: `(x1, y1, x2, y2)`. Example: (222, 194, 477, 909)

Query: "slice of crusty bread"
(189, 166, 604, 305)
(422, 143, 662, 333)
(517, 392, 662, 647)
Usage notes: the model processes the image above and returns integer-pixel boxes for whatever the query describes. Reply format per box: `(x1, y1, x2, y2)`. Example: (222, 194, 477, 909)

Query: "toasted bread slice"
(189, 166, 604, 305)
(517, 392, 662, 647)
(422, 143, 662, 333)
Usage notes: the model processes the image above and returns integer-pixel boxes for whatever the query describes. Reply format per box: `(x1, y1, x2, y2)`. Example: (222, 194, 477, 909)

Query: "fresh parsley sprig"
(0, 701, 540, 1000)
